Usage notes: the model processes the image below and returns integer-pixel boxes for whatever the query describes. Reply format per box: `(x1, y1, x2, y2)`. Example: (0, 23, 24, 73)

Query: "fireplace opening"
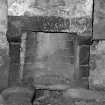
(23, 32, 75, 88)
(7, 31, 90, 89)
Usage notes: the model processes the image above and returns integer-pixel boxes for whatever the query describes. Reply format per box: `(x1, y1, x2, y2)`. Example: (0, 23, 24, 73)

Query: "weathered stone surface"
(0, 0, 8, 51)
(1, 87, 34, 97)
(8, 0, 93, 34)
(1, 87, 34, 105)
(23, 32, 90, 89)
(0, 0, 9, 90)
(0, 95, 5, 105)
(75, 101, 105, 105)
(93, 0, 105, 39)
(34, 90, 74, 105)
(8, 16, 70, 33)
(89, 41, 105, 90)
(23, 32, 75, 89)
(8, 42, 20, 86)
(80, 45, 90, 65)
(34, 89, 105, 105)
(8, 16, 92, 34)
(79, 45, 90, 85)
(8, 0, 93, 17)
(7, 19, 21, 42)
(0, 52, 9, 90)
(78, 36, 92, 45)
(63, 88, 105, 102)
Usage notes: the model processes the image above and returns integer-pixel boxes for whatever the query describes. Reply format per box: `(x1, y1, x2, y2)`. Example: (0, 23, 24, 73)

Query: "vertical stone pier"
(0, 0, 9, 90)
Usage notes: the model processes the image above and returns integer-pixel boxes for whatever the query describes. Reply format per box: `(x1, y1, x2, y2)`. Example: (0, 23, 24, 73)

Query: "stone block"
(89, 41, 105, 90)
(1, 87, 34, 105)
(0, 59, 9, 89)
(8, 0, 93, 18)
(34, 90, 74, 105)
(8, 42, 20, 86)
(8, 0, 93, 34)
(93, 0, 105, 39)
(0, 0, 9, 90)
(63, 88, 105, 102)
(34, 89, 105, 105)
(0, 36, 9, 91)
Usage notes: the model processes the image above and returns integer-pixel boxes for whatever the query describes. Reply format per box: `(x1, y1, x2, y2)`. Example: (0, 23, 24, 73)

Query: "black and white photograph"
(1, 0, 105, 105)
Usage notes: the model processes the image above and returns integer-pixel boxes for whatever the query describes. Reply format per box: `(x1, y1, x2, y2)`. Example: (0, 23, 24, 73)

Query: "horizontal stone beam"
(7, 16, 92, 37)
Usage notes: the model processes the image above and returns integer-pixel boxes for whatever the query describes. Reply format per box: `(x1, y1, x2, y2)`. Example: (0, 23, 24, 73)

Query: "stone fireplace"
(6, 0, 93, 89)
(7, 30, 90, 89)
(3, 0, 105, 105)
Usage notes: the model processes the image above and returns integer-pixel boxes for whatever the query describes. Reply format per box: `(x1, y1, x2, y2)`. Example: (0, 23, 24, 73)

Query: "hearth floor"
(0, 87, 105, 105)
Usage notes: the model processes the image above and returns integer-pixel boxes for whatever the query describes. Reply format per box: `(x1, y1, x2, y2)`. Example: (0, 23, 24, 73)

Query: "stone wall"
(6, 0, 93, 89)
(89, 41, 105, 90)
(89, 0, 105, 90)
(0, 0, 9, 90)
(8, 0, 93, 17)
(8, 0, 93, 34)
(93, 0, 105, 39)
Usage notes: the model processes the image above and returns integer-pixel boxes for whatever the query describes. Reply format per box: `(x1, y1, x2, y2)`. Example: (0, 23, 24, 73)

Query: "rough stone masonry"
(3, 0, 105, 105)
(8, 0, 93, 34)
(0, 0, 9, 90)
(0, 0, 91, 92)
(0, 0, 96, 105)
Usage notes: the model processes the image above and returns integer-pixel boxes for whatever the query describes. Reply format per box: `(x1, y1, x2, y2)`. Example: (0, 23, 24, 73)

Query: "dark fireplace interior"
(8, 32, 90, 86)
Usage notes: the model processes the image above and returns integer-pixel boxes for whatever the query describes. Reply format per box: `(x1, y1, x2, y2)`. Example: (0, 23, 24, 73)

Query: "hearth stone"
(1, 87, 34, 105)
